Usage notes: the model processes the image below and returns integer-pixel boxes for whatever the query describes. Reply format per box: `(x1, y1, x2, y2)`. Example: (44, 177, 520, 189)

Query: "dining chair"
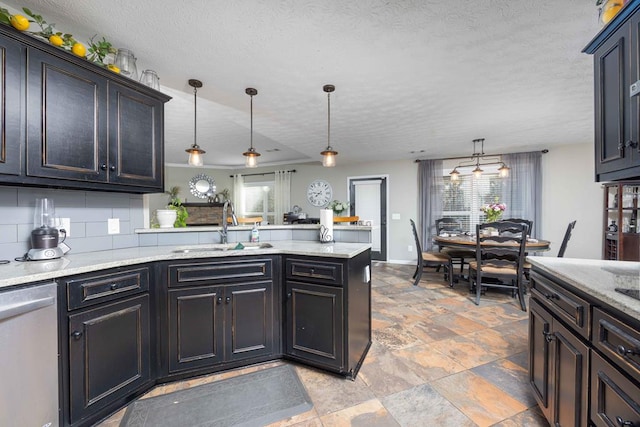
(435, 217, 475, 277)
(334, 216, 359, 224)
(228, 216, 263, 224)
(500, 218, 533, 236)
(557, 220, 577, 257)
(468, 221, 528, 311)
(410, 219, 453, 287)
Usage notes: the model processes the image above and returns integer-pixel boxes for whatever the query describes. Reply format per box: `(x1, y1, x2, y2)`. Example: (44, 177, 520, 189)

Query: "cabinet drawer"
(590, 351, 640, 427)
(65, 267, 149, 310)
(530, 271, 590, 339)
(168, 258, 272, 287)
(593, 307, 640, 384)
(286, 258, 343, 286)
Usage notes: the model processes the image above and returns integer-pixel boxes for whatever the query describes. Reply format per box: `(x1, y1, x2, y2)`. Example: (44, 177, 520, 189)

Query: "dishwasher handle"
(0, 296, 56, 322)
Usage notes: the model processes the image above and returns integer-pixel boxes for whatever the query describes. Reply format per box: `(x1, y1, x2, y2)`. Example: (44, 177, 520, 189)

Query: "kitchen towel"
(319, 209, 333, 243)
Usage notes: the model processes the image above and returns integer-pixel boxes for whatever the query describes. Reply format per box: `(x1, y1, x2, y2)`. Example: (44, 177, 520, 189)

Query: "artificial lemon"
(10, 14, 29, 31)
(601, 2, 623, 24)
(71, 42, 86, 57)
(107, 64, 120, 73)
(49, 34, 64, 47)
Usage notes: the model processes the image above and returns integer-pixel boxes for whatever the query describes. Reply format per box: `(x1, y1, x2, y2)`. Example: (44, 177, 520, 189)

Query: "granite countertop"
(526, 256, 640, 320)
(0, 241, 371, 290)
(135, 224, 375, 233)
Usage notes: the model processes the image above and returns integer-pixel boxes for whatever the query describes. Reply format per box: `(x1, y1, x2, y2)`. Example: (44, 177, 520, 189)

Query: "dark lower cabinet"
(164, 257, 279, 377)
(285, 281, 344, 370)
(591, 351, 640, 427)
(167, 281, 275, 374)
(529, 299, 589, 427)
(68, 294, 151, 425)
(284, 250, 371, 378)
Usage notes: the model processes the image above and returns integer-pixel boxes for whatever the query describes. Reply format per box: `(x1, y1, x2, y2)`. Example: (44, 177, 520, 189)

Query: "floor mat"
(120, 364, 312, 427)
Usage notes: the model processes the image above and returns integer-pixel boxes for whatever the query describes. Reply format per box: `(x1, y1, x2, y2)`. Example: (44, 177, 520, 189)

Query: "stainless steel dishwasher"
(0, 282, 59, 427)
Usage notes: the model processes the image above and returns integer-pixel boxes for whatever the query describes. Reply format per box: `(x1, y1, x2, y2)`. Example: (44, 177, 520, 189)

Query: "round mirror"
(189, 174, 217, 199)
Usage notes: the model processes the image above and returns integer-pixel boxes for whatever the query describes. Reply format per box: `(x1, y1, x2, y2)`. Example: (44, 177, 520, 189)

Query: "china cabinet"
(603, 181, 640, 260)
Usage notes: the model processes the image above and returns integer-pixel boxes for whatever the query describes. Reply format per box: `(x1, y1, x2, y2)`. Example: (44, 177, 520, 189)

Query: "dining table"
(434, 234, 551, 252)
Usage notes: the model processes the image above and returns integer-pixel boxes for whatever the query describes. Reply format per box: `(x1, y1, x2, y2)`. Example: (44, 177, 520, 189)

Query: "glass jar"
(139, 70, 160, 90)
(114, 48, 138, 80)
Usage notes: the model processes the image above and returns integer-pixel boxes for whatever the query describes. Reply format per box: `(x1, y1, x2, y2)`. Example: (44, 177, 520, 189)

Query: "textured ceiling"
(2, 0, 602, 168)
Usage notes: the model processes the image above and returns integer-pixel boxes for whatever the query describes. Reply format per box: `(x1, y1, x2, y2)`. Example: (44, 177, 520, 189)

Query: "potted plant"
(156, 186, 188, 228)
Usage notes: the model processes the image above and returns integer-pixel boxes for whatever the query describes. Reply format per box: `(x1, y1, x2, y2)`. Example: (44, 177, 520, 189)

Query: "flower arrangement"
(327, 200, 349, 216)
(480, 201, 506, 223)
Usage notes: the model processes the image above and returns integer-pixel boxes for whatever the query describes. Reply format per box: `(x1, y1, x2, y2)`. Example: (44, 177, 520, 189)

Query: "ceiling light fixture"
(242, 88, 260, 168)
(185, 79, 205, 166)
(321, 84, 338, 167)
(449, 138, 509, 180)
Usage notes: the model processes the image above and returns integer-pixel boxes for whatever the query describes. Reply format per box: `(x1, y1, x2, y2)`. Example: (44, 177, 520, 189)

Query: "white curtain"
(501, 152, 542, 238)
(274, 170, 291, 225)
(232, 174, 245, 215)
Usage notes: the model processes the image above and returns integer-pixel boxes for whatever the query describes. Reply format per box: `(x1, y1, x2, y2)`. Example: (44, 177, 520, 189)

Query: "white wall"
(160, 142, 603, 262)
(540, 143, 602, 259)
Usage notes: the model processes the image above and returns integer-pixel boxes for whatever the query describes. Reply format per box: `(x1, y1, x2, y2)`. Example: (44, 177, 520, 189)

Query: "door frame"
(347, 175, 388, 261)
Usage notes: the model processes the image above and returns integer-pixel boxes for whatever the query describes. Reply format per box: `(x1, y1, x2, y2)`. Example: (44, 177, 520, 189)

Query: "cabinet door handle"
(625, 140, 639, 149)
(615, 416, 634, 427)
(617, 344, 640, 357)
(544, 293, 559, 300)
(110, 283, 118, 290)
(109, 165, 116, 171)
(225, 296, 231, 304)
(216, 296, 222, 304)
(543, 330, 555, 343)
(71, 330, 83, 340)
(100, 164, 108, 171)
(287, 292, 292, 299)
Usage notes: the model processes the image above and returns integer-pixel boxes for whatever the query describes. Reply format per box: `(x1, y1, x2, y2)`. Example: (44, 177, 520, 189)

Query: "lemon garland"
(0, 6, 119, 72)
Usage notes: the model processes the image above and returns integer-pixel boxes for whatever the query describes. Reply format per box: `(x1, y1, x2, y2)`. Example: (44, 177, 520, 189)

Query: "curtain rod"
(229, 169, 297, 178)
(414, 149, 549, 163)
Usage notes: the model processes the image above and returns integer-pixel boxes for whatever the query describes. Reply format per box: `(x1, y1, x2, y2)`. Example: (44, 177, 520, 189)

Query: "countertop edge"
(0, 241, 372, 290)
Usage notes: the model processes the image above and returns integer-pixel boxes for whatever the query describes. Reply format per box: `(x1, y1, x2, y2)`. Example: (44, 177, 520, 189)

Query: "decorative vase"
(156, 209, 177, 228)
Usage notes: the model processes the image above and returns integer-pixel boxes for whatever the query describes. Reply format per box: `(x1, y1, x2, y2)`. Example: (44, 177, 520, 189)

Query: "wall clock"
(307, 179, 333, 207)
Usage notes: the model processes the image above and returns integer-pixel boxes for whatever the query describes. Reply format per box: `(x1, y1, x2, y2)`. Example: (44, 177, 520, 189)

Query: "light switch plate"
(108, 218, 120, 234)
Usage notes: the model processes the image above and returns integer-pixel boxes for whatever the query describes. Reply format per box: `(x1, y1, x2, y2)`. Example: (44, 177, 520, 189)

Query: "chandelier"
(449, 138, 510, 180)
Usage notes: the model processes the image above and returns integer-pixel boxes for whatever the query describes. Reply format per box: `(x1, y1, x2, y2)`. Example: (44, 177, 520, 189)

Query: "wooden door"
(26, 48, 108, 182)
(68, 294, 150, 424)
(0, 34, 23, 176)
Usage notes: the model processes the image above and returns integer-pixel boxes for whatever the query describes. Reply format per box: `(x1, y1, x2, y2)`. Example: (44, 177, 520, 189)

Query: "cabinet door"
(168, 286, 224, 373)
(285, 280, 344, 370)
(68, 294, 150, 424)
(591, 351, 640, 427)
(226, 281, 275, 362)
(0, 34, 23, 176)
(529, 299, 553, 420)
(594, 25, 632, 179)
(549, 321, 590, 427)
(108, 82, 163, 189)
(26, 48, 108, 182)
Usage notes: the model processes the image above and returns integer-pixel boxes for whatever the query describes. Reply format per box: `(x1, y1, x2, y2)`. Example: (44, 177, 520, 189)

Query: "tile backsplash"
(0, 186, 144, 261)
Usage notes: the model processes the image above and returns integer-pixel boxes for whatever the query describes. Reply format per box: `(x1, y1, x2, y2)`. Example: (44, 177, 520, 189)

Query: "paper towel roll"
(319, 209, 334, 243)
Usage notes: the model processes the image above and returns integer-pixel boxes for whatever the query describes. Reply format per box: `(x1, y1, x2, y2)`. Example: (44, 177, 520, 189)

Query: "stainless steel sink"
(172, 242, 273, 253)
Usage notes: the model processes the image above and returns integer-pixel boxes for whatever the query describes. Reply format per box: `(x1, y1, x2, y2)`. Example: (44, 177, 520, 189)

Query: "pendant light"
(321, 84, 338, 167)
(242, 88, 260, 168)
(185, 79, 205, 166)
(448, 138, 509, 180)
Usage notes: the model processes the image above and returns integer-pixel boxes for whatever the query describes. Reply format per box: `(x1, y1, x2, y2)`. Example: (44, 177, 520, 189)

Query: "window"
(442, 165, 505, 233)
(241, 181, 274, 224)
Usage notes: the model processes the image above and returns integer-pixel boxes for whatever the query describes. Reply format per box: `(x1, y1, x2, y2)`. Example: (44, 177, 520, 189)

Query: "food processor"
(27, 198, 70, 261)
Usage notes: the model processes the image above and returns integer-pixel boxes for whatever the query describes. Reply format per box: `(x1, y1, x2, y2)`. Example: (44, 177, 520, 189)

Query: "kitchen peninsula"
(0, 240, 372, 427)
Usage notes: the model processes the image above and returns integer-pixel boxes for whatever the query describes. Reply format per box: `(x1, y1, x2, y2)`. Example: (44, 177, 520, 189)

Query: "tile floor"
(98, 262, 549, 427)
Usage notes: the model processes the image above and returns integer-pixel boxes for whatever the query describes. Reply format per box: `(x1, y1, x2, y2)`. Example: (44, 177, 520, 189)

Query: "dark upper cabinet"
(27, 48, 108, 182)
(0, 25, 170, 193)
(586, 2, 640, 181)
(0, 34, 24, 176)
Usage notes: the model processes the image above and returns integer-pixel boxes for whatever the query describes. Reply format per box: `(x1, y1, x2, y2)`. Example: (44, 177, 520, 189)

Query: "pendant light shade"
(185, 79, 205, 166)
(242, 88, 260, 168)
(321, 84, 338, 167)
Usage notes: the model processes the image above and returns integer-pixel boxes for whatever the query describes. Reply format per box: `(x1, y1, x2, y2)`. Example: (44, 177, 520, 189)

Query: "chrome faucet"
(219, 200, 238, 243)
